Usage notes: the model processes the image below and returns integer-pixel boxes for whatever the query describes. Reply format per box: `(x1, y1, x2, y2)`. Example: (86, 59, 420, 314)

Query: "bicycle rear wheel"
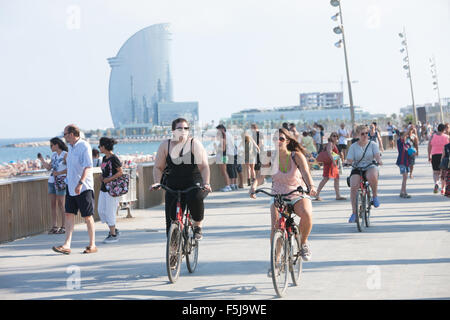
(186, 225, 199, 273)
(289, 226, 302, 286)
(271, 230, 288, 297)
(166, 222, 183, 283)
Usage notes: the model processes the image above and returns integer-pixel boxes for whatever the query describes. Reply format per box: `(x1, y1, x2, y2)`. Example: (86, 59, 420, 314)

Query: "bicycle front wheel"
(166, 222, 183, 283)
(356, 191, 365, 232)
(365, 188, 371, 227)
(186, 225, 199, 273)
(290, 226, 302, 286)
(271, 230, 289, 298)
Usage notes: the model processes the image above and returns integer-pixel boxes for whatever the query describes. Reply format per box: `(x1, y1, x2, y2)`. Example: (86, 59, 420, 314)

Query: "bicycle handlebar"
(344, 160, 379, 170)
(151, 183, 208, 194)
(254, 185, 310, 198)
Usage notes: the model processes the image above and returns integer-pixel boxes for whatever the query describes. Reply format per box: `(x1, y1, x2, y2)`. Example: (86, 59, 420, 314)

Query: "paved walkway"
(1, 145, 449, 300)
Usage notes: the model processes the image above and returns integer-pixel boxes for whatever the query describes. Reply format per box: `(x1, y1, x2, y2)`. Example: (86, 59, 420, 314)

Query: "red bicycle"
(152, 183, 208, 283)
(253, 186, 310, 297)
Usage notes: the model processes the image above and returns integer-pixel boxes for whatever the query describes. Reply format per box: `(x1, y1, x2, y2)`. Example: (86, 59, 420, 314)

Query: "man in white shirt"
(52, 124, 97, 255)
(387, 121, 396, 149)
(337, 123, 350, 161)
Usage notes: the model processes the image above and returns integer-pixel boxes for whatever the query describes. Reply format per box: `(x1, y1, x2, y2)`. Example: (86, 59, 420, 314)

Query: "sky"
(0, 0, 449, 139)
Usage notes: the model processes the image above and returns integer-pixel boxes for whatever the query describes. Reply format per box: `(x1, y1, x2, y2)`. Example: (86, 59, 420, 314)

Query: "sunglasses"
(360, 132, 369, 136)
(278, 137, 286, 142)
(176, 127, 190, 131)
(331, 135, 338, 138)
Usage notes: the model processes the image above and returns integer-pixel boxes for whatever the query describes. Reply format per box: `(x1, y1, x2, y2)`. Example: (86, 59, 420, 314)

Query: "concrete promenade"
(0, 145, 449, 300)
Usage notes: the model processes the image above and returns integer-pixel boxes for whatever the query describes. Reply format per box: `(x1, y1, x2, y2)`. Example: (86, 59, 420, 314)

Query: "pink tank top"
(430, 134, 450, 155)
(272, 153, 307, 199)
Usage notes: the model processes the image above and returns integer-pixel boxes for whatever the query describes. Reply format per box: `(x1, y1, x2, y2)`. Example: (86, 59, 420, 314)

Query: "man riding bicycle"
(151, 118, 212, 239)
(345, 124, 383, 223)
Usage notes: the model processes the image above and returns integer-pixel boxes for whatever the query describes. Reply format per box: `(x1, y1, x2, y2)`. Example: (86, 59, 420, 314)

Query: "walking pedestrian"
(216, 124, 237, 191)
(38, 137, 68, 235)
(289, 123, 301, 142)
(406, 126, 419, 179)
(301, 131, 317, 158)
(315, 133, 346, 201)
(428, 124, 449, 194)
(92, 148, 102, 167)
(98, 137, 122, 243)
(397, 132, 412, 198)
(337, 123, 350, 161)
(387, 121, 397, 149)
(441, 142, 450, 197)
(52, 124, 96, 255)
(368, 123, 384, 153)
(242, 131, 260, 186)
(251, 123, 265, 186)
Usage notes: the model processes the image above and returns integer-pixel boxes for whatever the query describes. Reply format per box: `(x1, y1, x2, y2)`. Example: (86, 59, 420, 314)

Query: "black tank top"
(165, 138, 202, 189)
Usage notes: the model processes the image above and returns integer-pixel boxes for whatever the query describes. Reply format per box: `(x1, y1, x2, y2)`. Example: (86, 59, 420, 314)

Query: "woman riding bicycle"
(152, 118, 212, 239)
(249, 128, 317, 262)
(346, 124, 383, 223)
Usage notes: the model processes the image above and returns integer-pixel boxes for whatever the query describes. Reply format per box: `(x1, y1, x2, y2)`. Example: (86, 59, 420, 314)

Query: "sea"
(0, 138, 161, 164)
(0, 137, 217, 164)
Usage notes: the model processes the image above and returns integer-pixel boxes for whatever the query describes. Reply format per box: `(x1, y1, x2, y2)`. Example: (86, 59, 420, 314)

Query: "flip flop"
(83, 246, 98, 254)
(52, 246, 71, 255)
(48, 226, 59, 234)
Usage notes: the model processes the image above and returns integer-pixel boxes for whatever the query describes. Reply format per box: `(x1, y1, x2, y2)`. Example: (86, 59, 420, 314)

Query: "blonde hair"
(355, 124, 368, 134)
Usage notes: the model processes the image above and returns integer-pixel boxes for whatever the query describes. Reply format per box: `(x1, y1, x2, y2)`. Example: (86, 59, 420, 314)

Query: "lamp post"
(430, 56, 444, 123)
(398, 27, 417, 124)
(331, 0, 355, 132)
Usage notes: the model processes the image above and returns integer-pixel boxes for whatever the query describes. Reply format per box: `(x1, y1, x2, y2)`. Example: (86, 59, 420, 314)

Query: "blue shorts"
(399, 165, 410, 174)
(48, 182, 66, 196)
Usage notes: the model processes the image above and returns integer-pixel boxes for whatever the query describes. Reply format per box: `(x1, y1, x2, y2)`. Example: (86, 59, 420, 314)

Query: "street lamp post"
(399, 27, 418, 125)
(331, 0, 355, 132)
(430, 56, 444, 123)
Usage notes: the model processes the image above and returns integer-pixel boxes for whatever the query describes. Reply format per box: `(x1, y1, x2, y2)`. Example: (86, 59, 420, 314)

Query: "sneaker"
(434, 184, 439, 194)
(103, 233, 118, 243)
(231, 184, 238, 190)
(267, 268, 272, 278)
(373, 196, 380, 208)
(300, 243, 312, 261)
(348, 213, 356, 223)
(193, 226, 203, 240)
(220, 186, 231, 192)
(220, 185, 232, 192)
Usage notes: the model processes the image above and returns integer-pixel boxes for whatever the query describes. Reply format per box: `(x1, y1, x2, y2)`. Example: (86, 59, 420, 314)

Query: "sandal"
(336, 196, 347, 200)
(56, 227, 65, 234)
(52, 245, 71, 255)
(314, 196, 323, 201)
(83, 246, 98, 254)
(48, 226, 59, 234)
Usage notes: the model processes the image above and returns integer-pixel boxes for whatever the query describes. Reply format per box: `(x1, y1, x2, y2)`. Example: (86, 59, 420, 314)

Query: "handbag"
(316, 150, 331, 164)
(54, 175, 66, 191)
(104, 158, 129, 197)
(106, 174, 129, 197)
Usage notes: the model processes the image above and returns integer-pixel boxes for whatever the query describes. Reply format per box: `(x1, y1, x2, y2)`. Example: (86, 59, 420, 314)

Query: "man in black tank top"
(152, 118, 211, 238)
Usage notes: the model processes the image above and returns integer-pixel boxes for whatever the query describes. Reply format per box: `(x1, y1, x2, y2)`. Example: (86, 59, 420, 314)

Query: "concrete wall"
(0, 161, 240, 243)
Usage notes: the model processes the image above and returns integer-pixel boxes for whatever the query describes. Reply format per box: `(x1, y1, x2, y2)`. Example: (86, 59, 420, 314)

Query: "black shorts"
(350, 169, 368, 181)
(338, 144, 347, 152)
(65, 190, 95, 217)
(226, 163, 237, 179)
(432, 154, 442, 171)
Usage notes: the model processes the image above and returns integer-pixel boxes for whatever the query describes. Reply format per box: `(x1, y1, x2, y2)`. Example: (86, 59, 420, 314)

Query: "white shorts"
(98, 191, 120, 227)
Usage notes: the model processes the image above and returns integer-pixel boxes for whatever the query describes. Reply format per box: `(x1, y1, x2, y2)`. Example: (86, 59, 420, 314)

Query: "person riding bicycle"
(345, 124, 383, 223)
(249, 128, 317, 263)
(151, 118, 212, 240)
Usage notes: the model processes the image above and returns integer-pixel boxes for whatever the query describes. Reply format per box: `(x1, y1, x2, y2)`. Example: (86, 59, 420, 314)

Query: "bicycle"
(253, 186, 310, 298)
(345, 161, 379, 232)
(151, 183, 208, 283)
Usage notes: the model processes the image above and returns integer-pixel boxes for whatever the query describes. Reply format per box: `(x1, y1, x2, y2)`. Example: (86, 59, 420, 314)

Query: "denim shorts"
(48, 182, 66, 196)
(399, 165, 410, 174)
